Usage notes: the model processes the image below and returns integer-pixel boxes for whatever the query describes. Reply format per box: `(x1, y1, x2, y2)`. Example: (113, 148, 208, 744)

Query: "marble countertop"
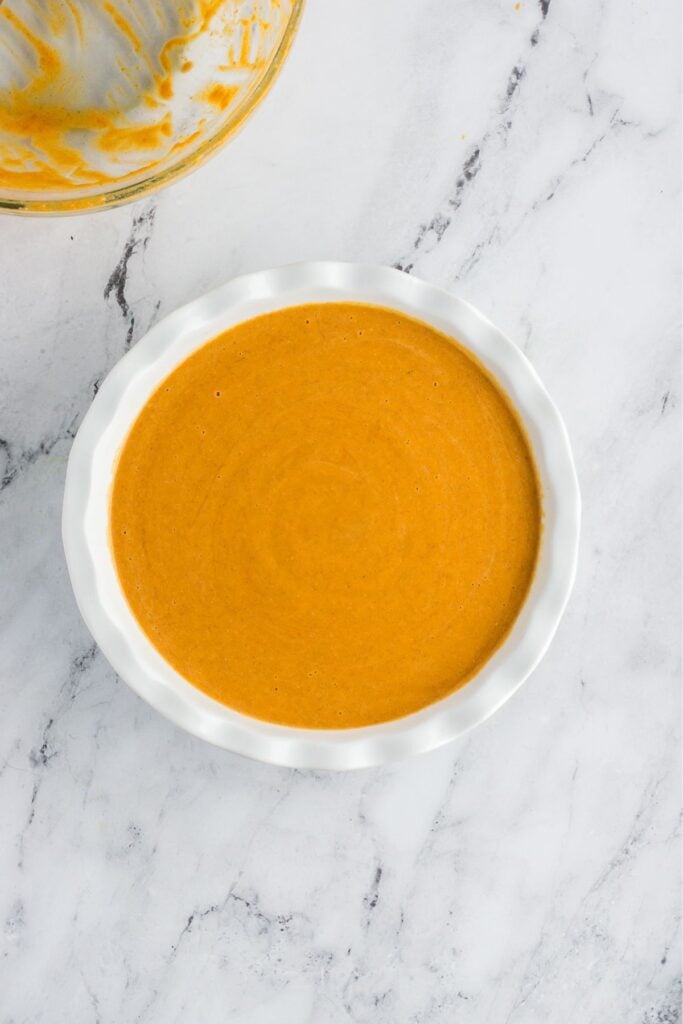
(0, 0, 680, 1021)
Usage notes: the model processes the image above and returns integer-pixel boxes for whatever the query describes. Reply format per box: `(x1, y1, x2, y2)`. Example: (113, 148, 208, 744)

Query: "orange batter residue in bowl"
(0, 0, 295, 204)
(110, 303, 542, 728)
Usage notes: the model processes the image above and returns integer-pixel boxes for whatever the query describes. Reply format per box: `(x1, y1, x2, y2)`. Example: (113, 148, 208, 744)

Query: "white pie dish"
(62, 262, 580, 769)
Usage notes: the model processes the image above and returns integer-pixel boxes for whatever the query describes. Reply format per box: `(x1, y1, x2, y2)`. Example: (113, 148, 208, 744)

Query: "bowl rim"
(0, 0, 305, 216)
(62, 261, 581, 769)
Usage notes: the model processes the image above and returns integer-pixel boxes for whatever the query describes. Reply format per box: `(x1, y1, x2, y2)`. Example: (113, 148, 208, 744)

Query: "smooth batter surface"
(110, 303, 542, 728)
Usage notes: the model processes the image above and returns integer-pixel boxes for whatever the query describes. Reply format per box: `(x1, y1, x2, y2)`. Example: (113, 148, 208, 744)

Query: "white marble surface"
(0, 0, 680, 1020)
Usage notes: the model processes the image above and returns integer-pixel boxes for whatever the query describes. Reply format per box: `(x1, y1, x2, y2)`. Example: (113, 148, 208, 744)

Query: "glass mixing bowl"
(0, 0, 303, 213)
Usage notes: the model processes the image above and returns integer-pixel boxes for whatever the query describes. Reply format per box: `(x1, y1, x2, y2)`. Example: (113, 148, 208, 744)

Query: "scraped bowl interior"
(0, 0, 302, 213)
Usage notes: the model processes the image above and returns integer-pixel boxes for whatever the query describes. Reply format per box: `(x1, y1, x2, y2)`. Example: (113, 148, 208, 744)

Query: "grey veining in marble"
(0, 0, 680, 1021)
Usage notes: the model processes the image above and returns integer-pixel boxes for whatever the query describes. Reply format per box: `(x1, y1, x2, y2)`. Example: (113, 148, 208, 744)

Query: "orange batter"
(110, 303, 541, 728)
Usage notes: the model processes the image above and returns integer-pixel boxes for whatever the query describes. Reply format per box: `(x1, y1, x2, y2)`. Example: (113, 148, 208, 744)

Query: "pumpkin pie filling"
(110, 302, 541, 728)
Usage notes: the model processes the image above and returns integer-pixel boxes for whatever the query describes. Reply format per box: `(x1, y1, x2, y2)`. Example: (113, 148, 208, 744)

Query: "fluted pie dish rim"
(62, 262, 580, 768)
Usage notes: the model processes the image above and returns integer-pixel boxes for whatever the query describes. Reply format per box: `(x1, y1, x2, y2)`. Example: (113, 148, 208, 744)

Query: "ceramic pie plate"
(62, 262, 580, 769)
